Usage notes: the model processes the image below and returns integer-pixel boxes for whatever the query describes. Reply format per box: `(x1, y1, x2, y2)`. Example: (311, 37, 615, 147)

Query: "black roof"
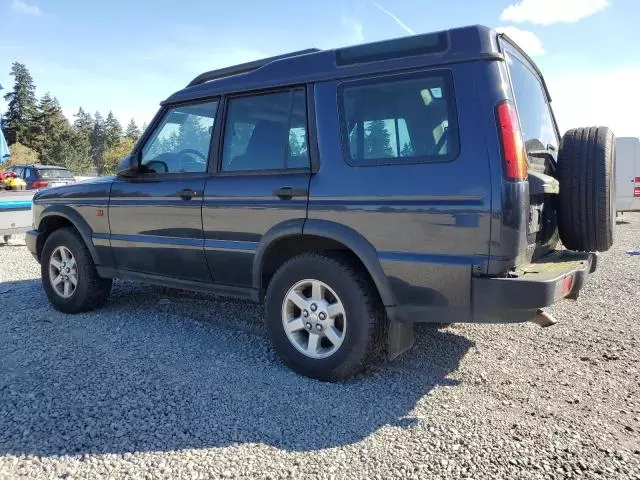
(164, 24, 507, 105)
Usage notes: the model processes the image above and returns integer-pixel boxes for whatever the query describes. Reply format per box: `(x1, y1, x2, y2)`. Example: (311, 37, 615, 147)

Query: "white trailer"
(0, 191, 34, 243)
(616, 137, 640, 213)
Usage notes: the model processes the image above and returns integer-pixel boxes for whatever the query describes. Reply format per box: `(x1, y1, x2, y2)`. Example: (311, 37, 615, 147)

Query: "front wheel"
(265, 253, 384, 381)
(41, 227, 112, 313)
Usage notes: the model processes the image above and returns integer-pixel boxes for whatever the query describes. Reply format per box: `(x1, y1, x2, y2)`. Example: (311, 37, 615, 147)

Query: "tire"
(265, 253, 384, 382)
(41, 227, 112, 313)
(557, 126, 615, 252)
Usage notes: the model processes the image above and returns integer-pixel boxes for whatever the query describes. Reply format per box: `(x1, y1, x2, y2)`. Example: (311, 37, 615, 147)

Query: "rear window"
(339, 72, 458, 165)
(506, 52, 558, 152)
(37, 168, 73, 179)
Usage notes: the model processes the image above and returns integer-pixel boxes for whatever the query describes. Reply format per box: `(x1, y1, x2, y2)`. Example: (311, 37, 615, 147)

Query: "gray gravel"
(1, 215, 639, 480)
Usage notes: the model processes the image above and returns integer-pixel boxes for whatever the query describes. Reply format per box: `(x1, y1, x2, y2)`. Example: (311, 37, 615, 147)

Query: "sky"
(0, 0, 639, 136)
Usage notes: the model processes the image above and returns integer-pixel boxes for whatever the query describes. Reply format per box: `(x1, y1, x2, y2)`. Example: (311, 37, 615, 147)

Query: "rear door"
(202, 87, 311, 286)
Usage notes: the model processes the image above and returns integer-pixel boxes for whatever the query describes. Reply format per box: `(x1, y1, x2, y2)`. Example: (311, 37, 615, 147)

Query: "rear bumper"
(25, 229, 40, 261)
(387, 250, 597, 324)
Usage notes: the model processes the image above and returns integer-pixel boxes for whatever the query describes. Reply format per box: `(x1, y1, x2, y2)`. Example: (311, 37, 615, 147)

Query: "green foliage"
(102, 137, 135, 175)
(124, 118, 141, 140)
(90, 112, 106, 174)
(6, 142, 39, 166)
(365, 120, 393, 159)
(2, 62, 38, 147)
(1, 63, 146, 175)
(51, 130, 93, 174)
(32, 93, 70, 164)
(104, 111, 122, 149)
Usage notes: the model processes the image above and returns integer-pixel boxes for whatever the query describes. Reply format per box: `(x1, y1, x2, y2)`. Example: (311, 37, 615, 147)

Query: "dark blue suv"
(26, 25, 615, 380)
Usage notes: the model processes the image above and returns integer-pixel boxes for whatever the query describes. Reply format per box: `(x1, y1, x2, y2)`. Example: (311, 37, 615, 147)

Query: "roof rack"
(186, 48, 321, 88)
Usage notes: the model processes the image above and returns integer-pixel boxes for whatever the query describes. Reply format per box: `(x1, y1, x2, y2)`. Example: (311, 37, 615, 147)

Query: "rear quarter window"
(339, 71, 458, 166)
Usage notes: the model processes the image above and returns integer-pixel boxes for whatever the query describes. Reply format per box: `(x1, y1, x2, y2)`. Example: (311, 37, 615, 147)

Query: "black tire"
(557, 126, 615, 252)
(265, 253, 384, 382)
(41, 227, 112, 313)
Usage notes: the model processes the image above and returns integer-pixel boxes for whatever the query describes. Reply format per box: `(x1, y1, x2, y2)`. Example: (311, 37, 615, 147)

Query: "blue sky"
(1, 0, 639, 135)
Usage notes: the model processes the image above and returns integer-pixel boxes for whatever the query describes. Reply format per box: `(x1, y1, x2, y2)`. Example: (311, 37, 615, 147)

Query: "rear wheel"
(265, 253, 384, 381)
(41, 227, 112, 313)
(557, 126, 615, 252)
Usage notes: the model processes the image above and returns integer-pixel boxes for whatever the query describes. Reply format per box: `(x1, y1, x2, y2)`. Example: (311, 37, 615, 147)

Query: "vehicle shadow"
(0, 279, 473, 456)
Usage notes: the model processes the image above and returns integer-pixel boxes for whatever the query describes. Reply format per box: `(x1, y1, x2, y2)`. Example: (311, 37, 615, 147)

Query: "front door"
(108, 100, 219, 282)
(202, 87, 311, 286)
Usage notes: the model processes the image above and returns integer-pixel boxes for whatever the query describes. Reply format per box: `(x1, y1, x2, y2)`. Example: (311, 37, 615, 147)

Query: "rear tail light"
(496, 101, 527, 181)
(635, 178, 640, 198)
(32, 180, 49, 189)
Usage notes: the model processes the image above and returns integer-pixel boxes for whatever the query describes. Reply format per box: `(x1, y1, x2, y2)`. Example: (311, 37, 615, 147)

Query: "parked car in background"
(7, 164, 76, 190)
(1, 170, 27, 190)
(616, 137, 640, 213)
(25, 25, 615, 381)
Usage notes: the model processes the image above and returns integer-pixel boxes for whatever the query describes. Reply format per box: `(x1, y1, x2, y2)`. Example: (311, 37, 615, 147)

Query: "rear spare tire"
(557, 126, 615, 252)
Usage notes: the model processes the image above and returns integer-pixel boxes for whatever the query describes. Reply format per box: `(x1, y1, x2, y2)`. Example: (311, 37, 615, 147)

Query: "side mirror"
(116, 154, 139, 177)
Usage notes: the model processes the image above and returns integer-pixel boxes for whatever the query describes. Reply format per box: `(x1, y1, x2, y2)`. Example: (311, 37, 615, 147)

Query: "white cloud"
(496, 26, 545, 56)
(546, 65, 640, 137)
(340, 16, 365, 45)
(500, 0, 610, 25)
(373, 2, 416, 35)
(11, 0, 42, 16)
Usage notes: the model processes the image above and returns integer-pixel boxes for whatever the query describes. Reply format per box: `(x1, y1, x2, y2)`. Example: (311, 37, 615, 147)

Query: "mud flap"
(387, 319, 415, 360)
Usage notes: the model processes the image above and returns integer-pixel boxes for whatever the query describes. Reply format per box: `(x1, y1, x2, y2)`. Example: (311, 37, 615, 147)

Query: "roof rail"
(186, 48, 321, 88)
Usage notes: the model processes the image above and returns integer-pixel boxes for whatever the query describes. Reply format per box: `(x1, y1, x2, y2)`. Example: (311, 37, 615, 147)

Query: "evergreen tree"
(72, 107, 93, 136)
(365, 120, 393, 159)
(2, 62, 38, 147)
(51, 129, 93, 174)
(90, 112, 106, 174)
(104, 111, 122, 149)
(400, 141, 413, 157)
(32, 93, 70, 163)
(124, 118, 140, 140)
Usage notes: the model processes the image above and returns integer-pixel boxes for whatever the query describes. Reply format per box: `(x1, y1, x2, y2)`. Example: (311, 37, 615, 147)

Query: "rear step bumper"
(471, 250, 597, 323)
(387, 250, 597, 324)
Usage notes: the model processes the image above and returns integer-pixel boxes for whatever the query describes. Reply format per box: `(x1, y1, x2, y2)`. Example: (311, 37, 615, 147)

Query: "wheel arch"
(253, 219, 395, 306)
(36, 206, 98, 263)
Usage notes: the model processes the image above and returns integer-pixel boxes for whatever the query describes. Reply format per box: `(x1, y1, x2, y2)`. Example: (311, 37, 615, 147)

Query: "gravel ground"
(0, 215, 639, 480)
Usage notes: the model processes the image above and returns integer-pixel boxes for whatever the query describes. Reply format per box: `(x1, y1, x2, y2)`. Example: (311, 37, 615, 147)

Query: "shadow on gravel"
(0, 279, 473, 456)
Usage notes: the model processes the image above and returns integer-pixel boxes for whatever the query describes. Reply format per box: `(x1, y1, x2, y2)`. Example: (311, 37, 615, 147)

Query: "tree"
(124, 118, 140, 140)
(2, 62, 38, 147)
(104, 111, 122, 149)
(72, 107, 93, 137)
(6, 142, 39, 166)
(400, 141, 413, 157)
(90, 112, 106, 174)
(50, 130, 93, 174)
(102, 137, 135, 175)
(32, 93, 70, 163)
(365, 120, 393, 159)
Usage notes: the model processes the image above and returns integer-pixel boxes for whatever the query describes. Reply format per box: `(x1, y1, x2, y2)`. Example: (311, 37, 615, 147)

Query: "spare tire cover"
(557, 126, 615, 252)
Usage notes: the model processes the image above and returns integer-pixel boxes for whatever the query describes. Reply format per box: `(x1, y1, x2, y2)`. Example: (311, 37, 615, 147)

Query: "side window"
(506, 52, 558, 152)
(222, 89, 310, 172)
(24, 168, 33, 180)
(340, 73, 458, 165)
(140, 101, 218, 174)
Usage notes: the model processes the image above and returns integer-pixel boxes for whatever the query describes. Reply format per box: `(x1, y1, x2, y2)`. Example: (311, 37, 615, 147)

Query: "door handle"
(273, 187, 307, 200)
(178, 189, 200, 200)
